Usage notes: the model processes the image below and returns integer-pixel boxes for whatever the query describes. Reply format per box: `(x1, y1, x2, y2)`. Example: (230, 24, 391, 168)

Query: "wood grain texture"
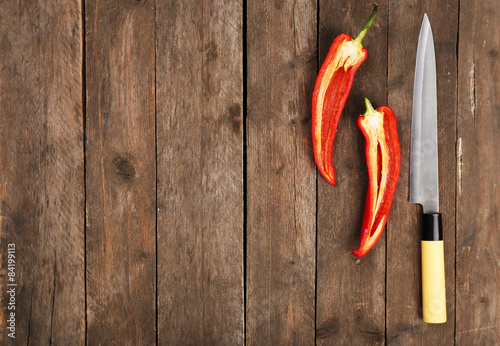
(316, 1, 388, 344)
(386, 1, 457, 344)
(156, 0, 244, 344)
(246, 1, 317, 344)
(456, 0, 500, 344)
(85, 0, 156, 344)
(1, 1, 498, 343)
(0, 0, 85, 344)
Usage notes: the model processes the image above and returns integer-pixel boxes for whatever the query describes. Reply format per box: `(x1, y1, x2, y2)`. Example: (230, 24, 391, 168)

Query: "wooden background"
(0, 0, 498, 344)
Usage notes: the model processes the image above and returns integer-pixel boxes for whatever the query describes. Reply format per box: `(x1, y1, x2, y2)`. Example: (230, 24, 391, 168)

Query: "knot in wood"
(113, 157, 135, 182)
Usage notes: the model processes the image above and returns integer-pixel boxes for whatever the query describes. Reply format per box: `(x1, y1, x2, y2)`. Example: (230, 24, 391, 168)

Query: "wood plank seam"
(154, 0, 158, 344)
(243, 1, 248, 343)
(455, 2, 460, 343)
(314, 0, 320, 343)
(82, 0, 88, 344)
(385, 2, 390, 344)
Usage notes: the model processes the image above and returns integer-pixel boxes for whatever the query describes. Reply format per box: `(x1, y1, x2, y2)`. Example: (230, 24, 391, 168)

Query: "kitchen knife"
(409, 14, 446, 324)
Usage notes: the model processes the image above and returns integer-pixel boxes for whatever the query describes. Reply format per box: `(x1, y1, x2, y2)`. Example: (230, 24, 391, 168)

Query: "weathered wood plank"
(386, 1, 457, 344)
(456, 0, 499, 344)
(316, 2, 388, 344)
(156, 0, 244, 344)
(246, 1, 317, 344)
(0, 0, 85, 344)
(85, 0, 156, 344)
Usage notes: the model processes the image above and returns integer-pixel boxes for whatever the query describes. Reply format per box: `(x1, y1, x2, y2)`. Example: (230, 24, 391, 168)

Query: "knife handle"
(421, 213, 446, 323)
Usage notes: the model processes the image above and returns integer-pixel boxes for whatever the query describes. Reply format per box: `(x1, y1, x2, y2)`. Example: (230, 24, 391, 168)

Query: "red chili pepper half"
(312, 4, 378, 185)
(352, 99, 401, 257)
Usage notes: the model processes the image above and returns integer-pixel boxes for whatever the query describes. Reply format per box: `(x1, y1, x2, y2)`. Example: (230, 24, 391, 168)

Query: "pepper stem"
(363, 98, 377, 117)
(352, 3, 378, 47)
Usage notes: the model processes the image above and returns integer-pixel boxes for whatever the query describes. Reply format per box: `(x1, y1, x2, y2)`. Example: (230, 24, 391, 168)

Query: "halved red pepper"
(352, 99, 401, 257)
(312, 4, 378, 185)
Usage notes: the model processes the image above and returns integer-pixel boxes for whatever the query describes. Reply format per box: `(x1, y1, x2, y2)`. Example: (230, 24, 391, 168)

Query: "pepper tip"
(352, 248, 366, 257)
(319, 165, 337, 185)
(325, 175, 337, 186)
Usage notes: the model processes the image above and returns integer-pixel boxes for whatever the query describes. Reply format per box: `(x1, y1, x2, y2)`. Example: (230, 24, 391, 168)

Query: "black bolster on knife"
(422, 213, 443, 241)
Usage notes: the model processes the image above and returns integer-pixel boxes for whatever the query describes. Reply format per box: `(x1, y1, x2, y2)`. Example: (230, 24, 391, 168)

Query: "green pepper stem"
(352, 3, 378, 47)
(363, 98, 377, 117)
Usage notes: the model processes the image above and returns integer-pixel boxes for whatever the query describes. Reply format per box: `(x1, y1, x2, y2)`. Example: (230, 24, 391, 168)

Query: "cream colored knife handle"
(421, 213, 446, 323)
(421, 240, 446, 323)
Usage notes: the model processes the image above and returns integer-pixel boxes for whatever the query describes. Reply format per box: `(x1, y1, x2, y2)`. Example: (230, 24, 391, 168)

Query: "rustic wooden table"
(1, 0, 498, 345)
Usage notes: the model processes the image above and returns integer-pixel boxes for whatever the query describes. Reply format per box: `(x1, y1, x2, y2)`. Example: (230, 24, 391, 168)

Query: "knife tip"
(420, 13, 432, 33)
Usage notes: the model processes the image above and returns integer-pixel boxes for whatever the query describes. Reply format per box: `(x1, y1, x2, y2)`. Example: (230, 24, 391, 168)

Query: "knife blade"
(410, 13, 439, 214)
(410, 14, 447, 324)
